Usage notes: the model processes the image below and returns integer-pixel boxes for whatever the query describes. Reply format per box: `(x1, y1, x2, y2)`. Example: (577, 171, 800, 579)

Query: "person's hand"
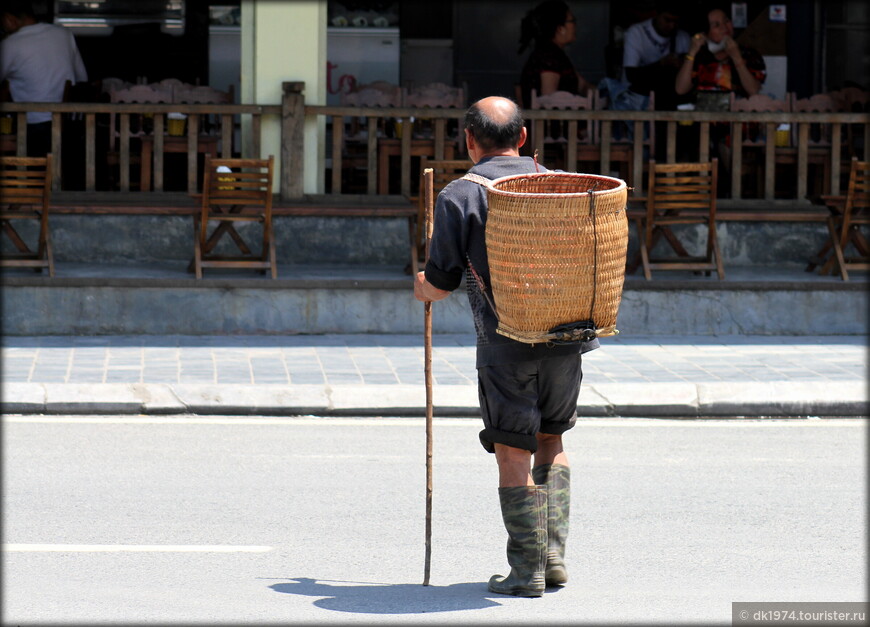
(414, 271, 431, 302)
(689, 32, 706, 55)
(723, 35, 742, 61)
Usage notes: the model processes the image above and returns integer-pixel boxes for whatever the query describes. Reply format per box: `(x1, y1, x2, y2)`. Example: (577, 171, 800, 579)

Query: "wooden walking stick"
(422, 168, 434, 586)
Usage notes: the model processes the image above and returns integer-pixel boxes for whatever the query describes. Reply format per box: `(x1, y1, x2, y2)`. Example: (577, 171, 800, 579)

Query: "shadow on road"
(267, 576, 501, 614)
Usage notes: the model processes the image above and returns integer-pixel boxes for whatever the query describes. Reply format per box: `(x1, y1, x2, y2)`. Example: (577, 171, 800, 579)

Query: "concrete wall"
(0, 215, 845, 267)
(3, 280, 866, 336)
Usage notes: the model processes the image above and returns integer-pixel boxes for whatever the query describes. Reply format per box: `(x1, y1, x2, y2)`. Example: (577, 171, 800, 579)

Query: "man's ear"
(465, 128, 475, 151)
(517, 126, 527, 149)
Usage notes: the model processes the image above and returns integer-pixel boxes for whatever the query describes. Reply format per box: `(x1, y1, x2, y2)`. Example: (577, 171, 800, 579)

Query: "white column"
(241, 0, 326, 193)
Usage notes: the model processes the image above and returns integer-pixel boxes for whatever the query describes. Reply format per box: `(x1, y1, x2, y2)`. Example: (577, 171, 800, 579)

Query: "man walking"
(413, 96, 598, 597)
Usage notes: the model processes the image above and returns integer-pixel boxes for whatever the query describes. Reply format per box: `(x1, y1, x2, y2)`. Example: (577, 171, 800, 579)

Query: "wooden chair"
(827, 159, 870, 280)
(529, 89, 598, 172)
(0, 155, 54, 276)
(414, 158, 473, 265)
(193, 156, 276, 279)
(631, 159, 724, 280)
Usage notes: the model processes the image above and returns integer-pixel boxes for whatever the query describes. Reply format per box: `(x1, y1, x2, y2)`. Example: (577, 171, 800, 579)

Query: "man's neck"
(477, 149, 521, 161)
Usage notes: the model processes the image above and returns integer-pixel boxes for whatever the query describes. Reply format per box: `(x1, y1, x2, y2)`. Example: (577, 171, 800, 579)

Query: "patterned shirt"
(691, 45, 766, 97)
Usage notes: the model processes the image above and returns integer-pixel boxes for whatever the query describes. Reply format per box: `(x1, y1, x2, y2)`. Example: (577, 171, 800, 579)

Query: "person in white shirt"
(621, 1, 690, 110)
(0, 0, 88, 155)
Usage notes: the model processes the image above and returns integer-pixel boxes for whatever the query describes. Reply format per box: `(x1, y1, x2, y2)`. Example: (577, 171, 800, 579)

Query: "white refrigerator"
(327, 27, 400, 105)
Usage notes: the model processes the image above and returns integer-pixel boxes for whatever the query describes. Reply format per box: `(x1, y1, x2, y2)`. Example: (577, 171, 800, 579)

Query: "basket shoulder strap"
(461, 172, 492, 187)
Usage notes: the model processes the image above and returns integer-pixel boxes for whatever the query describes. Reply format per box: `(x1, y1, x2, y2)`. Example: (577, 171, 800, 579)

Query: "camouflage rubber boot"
(532, 463, 570, 586)
(487, 485, 548, 597)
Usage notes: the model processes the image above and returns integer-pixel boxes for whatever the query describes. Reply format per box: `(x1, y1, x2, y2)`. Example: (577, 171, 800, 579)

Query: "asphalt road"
(3, 416, 866, 625)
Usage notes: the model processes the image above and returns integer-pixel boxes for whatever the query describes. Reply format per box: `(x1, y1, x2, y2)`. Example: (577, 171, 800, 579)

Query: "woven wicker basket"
(484, 172, 628, 343)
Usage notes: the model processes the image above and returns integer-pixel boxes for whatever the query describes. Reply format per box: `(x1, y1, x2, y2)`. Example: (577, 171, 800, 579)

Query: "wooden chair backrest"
(844, 159, 870, 215)
(405, 82, 465, 108)
(174, 85, 234, 104)
(648, 159, 718, 214)
(100, 77, 130, 95)
(729, 93, 789, 112)
(110, 84, 173, 104)
(157, 78, 186, 91)
(0, 155, 52, 207)
(829, 87, 870, 112)
(790, 93, 841, 113)
(530, 89, 593, 111)
(421, 159, 473, 194)
(202, 156, 274, 210)
(341, 81, 402, 107)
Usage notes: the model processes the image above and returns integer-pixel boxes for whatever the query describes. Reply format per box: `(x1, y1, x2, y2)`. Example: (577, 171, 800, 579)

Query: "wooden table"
(377, 138, 456, 195)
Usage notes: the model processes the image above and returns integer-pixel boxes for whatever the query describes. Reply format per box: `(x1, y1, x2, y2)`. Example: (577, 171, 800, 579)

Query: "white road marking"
(3, 544, 273, 553)
(2, 415, 865, 427)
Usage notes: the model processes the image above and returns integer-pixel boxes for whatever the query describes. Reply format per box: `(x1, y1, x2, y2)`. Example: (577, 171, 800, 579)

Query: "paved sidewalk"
(1, 334, 867, 417)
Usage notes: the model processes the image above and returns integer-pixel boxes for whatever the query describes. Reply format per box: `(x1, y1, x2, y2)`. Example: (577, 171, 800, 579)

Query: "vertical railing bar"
(633, 120, 643, 196)
(765, 121, 776, 200)
(221, 113, 233, 158)
(400, 113, 412, 198)
(187, 113, 198, 194)
(731, 119, 742, 199)
(830, 122, 841, 195)
(252, 114, 262, 157)
(120, 113, 130, 192)
(51, 113, 62, 191)
(600, 119, 611, 176)
(85, 113, 96, 191)
(332, 114, 343, 194)
(566, 119, 577, 172)
(699, 122, 710, 163)
(797, 122, 808, 200)
(366, 117, 377, 195)
(434, 118, 446, 160)
(154, 113, 164, 192)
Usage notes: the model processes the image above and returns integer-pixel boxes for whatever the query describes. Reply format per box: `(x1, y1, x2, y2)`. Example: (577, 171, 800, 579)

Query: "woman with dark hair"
(518, 0, 591, 108)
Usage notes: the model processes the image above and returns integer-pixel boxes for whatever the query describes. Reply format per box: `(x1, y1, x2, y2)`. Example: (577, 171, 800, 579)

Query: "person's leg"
(534, 432, 568, 468)
(478, 362, 547, 597)
(494, 443, 534, 487)
(532, 353, 583, 586)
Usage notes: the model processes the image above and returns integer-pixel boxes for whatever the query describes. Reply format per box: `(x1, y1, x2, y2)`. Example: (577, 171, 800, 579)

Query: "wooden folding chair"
(825, 159, 869, 280)
(0, 155, 54, 276)
(193, 156, 276, 279)
(414, 158, 473, 267)
(632, 159, 724, 280)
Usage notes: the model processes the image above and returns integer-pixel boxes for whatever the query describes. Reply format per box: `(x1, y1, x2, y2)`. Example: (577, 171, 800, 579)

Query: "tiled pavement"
(1, 334, 866, 417)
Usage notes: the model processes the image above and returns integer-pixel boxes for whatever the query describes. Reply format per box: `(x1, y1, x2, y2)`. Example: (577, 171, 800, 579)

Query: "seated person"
(622, 1, 691, 111)
(518, 0, 593, 108)
(675, 5, 766, 111)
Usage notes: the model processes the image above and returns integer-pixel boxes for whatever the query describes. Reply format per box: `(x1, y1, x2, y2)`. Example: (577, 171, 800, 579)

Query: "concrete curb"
(2, 382, 867, 417)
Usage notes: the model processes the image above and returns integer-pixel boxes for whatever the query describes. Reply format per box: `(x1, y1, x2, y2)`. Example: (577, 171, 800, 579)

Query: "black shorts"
(477, 352, 582, 454)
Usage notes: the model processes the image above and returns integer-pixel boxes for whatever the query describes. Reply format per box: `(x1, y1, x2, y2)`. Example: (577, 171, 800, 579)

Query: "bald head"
(465, 97, 525, 155)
